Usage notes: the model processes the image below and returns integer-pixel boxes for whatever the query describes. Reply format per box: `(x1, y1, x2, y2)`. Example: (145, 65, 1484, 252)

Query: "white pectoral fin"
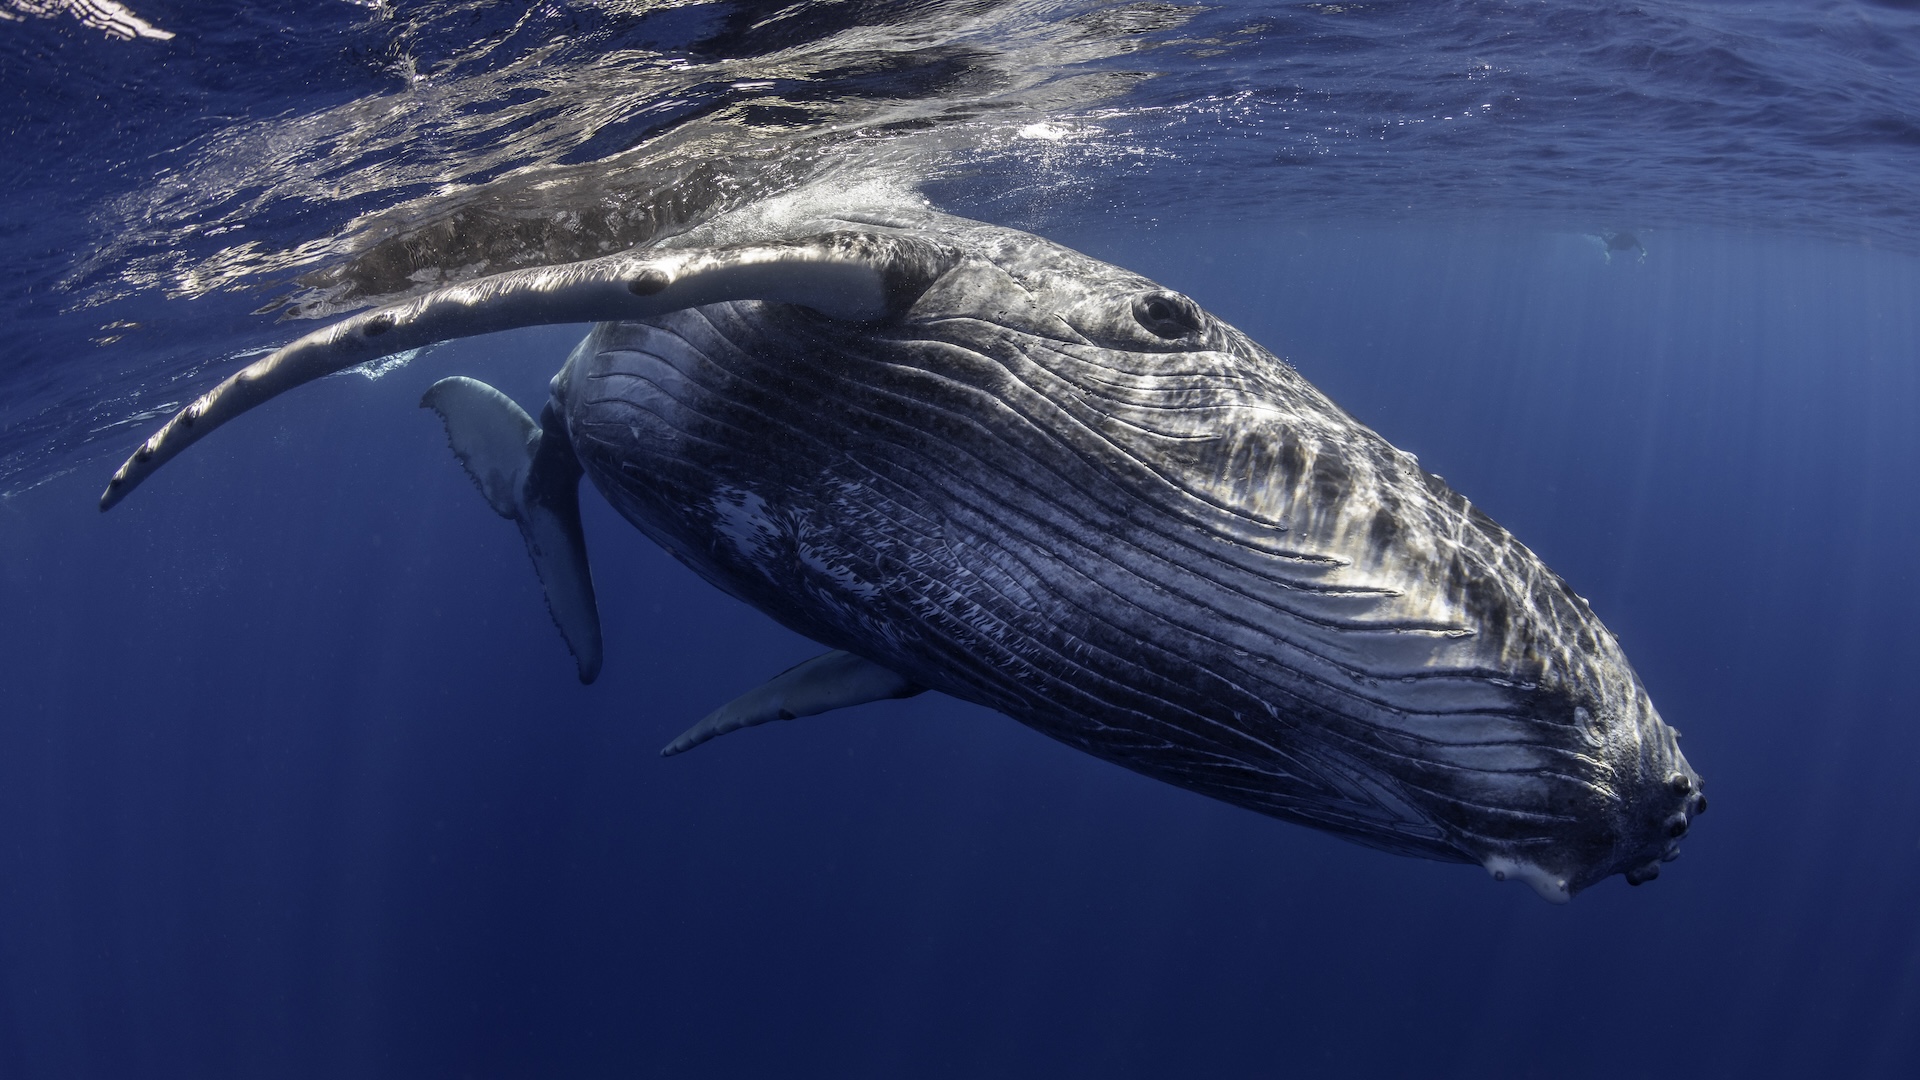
(419, 376, 537, 517)
(99, 230, 952, 509)
(423, 377, 603, 684)
(513, 493, 603, 685)
(660, 650, 924, 757)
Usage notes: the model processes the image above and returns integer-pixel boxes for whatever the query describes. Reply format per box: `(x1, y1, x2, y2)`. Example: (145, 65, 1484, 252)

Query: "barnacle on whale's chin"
(1482, 855, 1575, 904)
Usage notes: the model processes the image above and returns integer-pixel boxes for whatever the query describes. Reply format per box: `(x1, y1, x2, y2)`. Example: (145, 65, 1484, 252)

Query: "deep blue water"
(4, 3, 1920, 1078)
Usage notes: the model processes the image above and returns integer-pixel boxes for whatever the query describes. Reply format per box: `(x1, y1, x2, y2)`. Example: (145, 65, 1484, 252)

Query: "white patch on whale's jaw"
(708, 483, 884, 606)
(1482, 855, 1573, 904)
(710, 486, 781, 567)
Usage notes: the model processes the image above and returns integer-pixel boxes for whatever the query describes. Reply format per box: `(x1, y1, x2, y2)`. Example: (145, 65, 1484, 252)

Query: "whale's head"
(820, 212, 1712, 901)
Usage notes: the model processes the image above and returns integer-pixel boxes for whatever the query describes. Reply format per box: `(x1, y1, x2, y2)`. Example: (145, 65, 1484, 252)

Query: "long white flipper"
(100, 231, 946, 509)
(661, 650, 924, 757)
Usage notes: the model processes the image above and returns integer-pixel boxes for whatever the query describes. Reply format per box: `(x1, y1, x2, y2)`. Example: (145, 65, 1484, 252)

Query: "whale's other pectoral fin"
(661, 650, 924, 757)
(422, 376, 603, 684)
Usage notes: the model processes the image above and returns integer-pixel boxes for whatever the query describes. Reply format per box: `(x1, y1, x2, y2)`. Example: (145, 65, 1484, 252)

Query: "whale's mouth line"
(823, 325, 1369, 573)
(910, 313, 1215, 359)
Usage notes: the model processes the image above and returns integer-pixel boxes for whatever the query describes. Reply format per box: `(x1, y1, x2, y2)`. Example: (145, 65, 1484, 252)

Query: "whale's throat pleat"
(563, 304, 1629, 865)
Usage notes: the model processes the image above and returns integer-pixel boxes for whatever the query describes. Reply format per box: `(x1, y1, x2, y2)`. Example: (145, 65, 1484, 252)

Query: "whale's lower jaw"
(560, 300, 1696, 893)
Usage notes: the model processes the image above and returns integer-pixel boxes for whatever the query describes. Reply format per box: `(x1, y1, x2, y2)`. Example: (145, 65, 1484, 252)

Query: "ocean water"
(3, 3, 1918, 1078)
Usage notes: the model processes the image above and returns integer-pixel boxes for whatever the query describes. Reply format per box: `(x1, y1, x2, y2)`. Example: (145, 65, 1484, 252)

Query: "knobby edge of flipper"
(98, 230, 955, 510)
(421, 376, 603, 684)
(662, 650, 924, 757)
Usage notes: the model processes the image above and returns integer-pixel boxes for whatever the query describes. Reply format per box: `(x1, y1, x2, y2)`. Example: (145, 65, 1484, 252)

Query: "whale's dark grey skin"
(101, 200, 1704, 901)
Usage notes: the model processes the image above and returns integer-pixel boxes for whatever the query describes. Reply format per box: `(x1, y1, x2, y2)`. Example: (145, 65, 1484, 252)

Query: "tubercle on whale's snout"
(1622, 768, 1708, 888)
(1480, 761, 1705, 903)
(1567, 698, 1706, 897)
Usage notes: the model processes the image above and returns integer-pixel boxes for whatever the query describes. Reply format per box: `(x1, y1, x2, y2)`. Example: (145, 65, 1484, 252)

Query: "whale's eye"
(1132, 292, 1202, 339)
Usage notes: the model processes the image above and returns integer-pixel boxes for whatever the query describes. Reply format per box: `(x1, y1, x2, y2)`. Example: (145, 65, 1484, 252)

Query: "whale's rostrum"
(100, 202, 1703, 902)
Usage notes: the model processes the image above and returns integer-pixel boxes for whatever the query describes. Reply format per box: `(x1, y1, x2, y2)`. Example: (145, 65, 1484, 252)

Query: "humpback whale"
(101, 201, 1704, 901)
